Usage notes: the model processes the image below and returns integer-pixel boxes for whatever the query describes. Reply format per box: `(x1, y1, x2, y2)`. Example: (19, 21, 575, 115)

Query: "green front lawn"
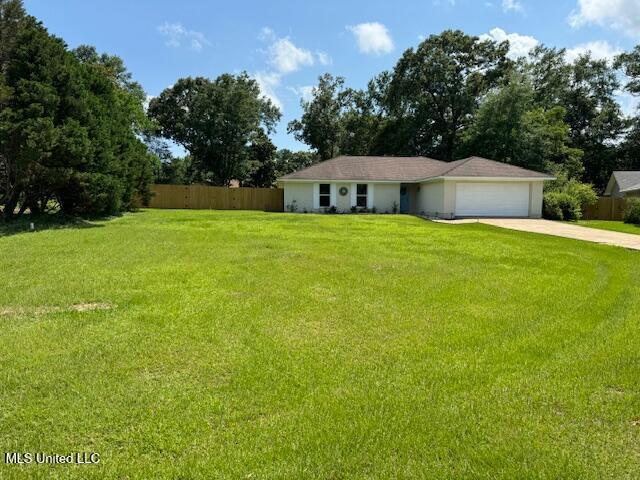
(577, 220, 640, 235)
(1, 210, 640, 479)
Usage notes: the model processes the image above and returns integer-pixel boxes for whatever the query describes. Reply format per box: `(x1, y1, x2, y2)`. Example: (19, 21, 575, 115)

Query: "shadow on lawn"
(0, 213, 111, 238)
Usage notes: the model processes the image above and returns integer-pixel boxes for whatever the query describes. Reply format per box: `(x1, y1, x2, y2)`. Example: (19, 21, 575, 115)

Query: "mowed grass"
(1, 210, 640, 479)
(577, 220, 640, 235)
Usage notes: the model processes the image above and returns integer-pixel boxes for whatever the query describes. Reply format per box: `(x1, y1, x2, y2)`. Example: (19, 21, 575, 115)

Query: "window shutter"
(367, 183, 374, 209)
(313, 183, 319, 210)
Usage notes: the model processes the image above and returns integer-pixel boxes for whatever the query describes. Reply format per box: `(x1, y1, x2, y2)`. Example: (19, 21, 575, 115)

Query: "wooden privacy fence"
(582, 197, 627, 221)
(149, 184, 284, 212)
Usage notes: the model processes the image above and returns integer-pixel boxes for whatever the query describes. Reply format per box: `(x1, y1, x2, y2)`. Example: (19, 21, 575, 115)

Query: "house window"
(319, 184, 331, 207)
(356, 184, 368, 207)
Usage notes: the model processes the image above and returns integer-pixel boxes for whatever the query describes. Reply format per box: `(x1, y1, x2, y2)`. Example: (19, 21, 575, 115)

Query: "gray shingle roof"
(613, 171, 640, 192)
(279, 156, 445, 181)
(279, 155, 553, 182)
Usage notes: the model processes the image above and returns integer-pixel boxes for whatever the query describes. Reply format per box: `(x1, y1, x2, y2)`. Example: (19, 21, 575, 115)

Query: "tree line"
(146, 75, 319, 188)
(3, 0, 640, 222)
(0, 0, 155, 221)
(288, 30, 640, 195)
(153, 29, 640, 204)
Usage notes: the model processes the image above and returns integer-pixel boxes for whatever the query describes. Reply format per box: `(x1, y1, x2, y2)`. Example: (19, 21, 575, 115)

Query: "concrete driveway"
(475, 219, 640, 251)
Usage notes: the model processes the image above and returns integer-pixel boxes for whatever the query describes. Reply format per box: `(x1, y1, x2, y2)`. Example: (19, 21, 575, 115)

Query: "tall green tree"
(616, 45, 640, 95)
(339, 88, 384, 156)
(243, 131, 277, 187)
(287, 74, 348, 160)
(524, 46, 625, 189)
(565, 55, 625, 189)
(148, 74, 281, 186)
(70, 44, 155, 212)
(288, 74, 385, 159)
(462, 73, 583, 177)
(382, 30, 511, 160)
(273, 149, 318, 178)
(526, 46, 573, 108)
(0, 12, 89, 217)
(615, 46, 640, 172)
(0, 1, 153, 219)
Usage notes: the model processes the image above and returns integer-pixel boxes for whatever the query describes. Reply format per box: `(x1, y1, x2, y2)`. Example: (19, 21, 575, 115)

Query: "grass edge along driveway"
(576, 219, 640, 235)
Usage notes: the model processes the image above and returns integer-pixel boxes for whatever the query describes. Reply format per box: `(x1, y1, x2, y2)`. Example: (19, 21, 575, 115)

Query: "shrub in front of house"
(543, 191, 581, 221)
(624, 198, 640, 225)
(543, 173, 597, 221)
(286, 200, 298, 213)
(563, 180, 598, 210)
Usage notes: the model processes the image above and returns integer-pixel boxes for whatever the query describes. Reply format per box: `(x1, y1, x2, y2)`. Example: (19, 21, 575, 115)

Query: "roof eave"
(276, 178, 407, 183)
(417, 175, 556, 183)
(277, 175, 556, 183)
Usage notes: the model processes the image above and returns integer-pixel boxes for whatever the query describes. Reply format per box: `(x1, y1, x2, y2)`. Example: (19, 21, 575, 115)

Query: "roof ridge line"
(439, 157, 473, 176)
(419, 155, 447, 164)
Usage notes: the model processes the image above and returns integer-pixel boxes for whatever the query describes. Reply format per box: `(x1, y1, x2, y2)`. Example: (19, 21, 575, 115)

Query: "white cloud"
(254, 28, 330, 111)
(288, 85, 316, 102)
(254, 71, 283, 110)
(569, 0, 640, 37)
(157, 22, 211, 51)
(258, 27, 276, 42)
(268, 37, 314, 74)
(481, 28, 620, 65)
(502, 0, 523, 12)
(253, 27, 332, 111)
(480, 28, 539, 59)
(347, 22, 394, 55)
(564, 40, 622, 63)
(317, 51, 332, 66)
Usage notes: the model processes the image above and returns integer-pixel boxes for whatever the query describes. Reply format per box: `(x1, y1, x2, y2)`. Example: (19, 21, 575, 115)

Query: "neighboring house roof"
(278, 155, 554, 182)
(605, 171, 640, 195)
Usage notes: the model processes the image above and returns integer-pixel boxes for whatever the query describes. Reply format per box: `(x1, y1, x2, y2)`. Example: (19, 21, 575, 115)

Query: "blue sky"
(24, 0, 640, 152)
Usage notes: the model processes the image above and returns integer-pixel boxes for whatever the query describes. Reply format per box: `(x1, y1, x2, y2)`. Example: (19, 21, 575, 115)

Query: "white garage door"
(455, 182, 530, 217)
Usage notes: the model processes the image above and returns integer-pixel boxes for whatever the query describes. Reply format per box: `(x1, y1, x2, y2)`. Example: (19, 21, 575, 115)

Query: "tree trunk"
(17, 202, 28, 217)
(2, 194, 18, 222)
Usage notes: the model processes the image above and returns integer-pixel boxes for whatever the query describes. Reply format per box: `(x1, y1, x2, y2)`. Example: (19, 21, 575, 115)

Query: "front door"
(400, 184, 409, 213)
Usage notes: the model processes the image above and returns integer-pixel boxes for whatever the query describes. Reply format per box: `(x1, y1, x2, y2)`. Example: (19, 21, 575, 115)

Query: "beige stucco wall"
(282, 182, 314, 212)
(281, 181, 400, 213)
(443, 181, 457, 218)
(415, 180, 456, 218)
(373, 183, 401, 213)
(417, 180, 445, 216)
(529, 181, 544, 218)
(282, 179, 547, 217)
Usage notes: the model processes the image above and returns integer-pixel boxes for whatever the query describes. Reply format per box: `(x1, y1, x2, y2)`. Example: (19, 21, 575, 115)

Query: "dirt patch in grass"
(0, 302, 113, 317)
(69, 302, 112, 312)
